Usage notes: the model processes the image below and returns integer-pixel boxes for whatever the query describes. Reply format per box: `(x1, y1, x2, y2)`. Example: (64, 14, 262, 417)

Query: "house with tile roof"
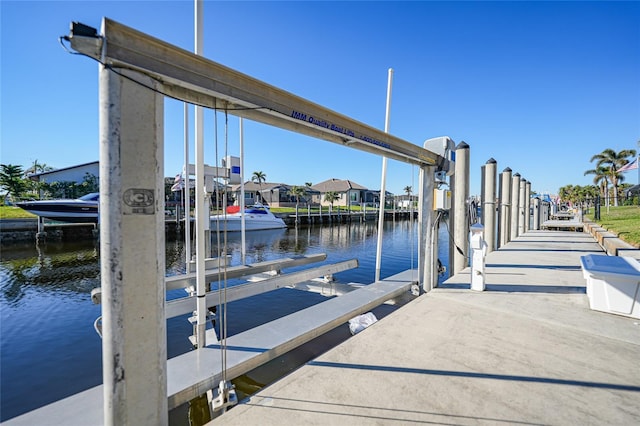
(310, 178, 368, 208)
(229, 181, 319, 208)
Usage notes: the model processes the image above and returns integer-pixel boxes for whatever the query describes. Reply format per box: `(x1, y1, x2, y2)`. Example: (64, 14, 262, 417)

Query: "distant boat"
(210, 203, 286, 231)
(15, 193, 99, 223)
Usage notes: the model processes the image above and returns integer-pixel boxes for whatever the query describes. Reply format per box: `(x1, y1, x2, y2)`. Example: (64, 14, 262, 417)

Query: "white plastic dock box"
(580, 254, 640, 319)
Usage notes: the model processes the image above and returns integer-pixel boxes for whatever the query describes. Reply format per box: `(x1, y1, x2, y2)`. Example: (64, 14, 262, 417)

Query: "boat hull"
(209, 213, 286, 232)
(15, 200, 99, 223)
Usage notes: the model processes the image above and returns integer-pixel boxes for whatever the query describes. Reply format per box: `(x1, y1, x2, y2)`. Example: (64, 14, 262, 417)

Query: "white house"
(27, 161, 99, 185)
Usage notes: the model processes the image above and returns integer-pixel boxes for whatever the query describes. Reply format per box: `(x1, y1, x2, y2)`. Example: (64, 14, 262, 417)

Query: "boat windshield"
(245, 207, 268, 214)
(79, 193, 100, 201)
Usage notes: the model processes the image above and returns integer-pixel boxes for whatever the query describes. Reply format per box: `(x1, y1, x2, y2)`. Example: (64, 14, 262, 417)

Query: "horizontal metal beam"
(69, 18, 442, 167)
(166, 259, 358, 318)
(165, 253, 327, 291)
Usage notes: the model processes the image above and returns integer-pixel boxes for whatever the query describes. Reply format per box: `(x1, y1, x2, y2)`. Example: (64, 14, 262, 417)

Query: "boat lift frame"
(66, 18, 445, 426)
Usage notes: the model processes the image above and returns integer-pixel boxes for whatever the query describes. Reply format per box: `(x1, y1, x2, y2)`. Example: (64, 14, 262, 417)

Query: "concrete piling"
(510, 173, 520, 240)
(497, 168, 512, 248)
(518, 178, 526, 236)
(450, 141, 470, 277)
(482, 158, 497, 253)
(524, 180, 531, 233)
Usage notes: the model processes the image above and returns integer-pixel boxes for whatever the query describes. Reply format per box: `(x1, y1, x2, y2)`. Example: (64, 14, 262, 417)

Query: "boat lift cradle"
(5, 18, 447, 425)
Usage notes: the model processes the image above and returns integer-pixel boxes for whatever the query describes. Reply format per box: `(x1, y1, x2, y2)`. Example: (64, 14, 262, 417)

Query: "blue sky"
(2, 1, 639, 196)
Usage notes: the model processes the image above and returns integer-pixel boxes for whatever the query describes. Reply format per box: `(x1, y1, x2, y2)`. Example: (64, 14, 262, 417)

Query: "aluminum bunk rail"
(67, 18, 445, 168)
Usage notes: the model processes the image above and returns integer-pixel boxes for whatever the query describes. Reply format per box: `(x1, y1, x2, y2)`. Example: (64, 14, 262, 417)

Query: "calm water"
(0, 219, 450, 422)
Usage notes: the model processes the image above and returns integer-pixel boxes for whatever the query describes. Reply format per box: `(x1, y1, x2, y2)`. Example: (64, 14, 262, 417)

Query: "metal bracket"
(208, 380, 238, 414)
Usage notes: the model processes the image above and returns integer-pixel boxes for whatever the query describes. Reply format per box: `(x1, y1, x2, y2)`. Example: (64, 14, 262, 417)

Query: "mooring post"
(518, 178, 526, 236)
(533, 197, 541, 230)
(524, 180, 531, 232)
(100, 66, 167, 425)
(470, 223, 487, 291)
(418, 165, 436, 293)
(449, 141, 469, 277)
(35, 216, 46, 244)
(497, 167, 512, 248)
(510, 173, 520, 240)
(483, 158, 497, 253)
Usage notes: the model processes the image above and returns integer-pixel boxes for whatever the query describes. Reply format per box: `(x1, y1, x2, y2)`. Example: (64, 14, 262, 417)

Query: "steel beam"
(166, 259, 358, 318)
(68, 18, 442, 168)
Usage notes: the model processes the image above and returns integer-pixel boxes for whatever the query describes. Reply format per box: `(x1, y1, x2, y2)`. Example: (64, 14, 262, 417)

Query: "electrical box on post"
(424, 136, 456, 176)
(222, 156, 241, 184)
(434, 188, 451, 211)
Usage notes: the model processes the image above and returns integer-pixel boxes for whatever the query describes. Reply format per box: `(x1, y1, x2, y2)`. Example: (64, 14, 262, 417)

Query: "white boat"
(15, 192, 99, 223)
(210, 203, 286, 231)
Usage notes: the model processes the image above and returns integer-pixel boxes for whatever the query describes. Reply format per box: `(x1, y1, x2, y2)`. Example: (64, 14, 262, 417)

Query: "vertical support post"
(482, 158, 497, 253)
(418, 165, 435, 293)
(497, 167, 512, 248)
(100, 66, 167, 425)
(510, 173, 520, 240)
(194, 0, 207, 349)
(518, 178, 526, 235)
(449, 141, 469, 277)
(480, 164, 486, 225)
(183, 104, 191, 265)
(239, 117, 246, 264)
(375, 68, 393, 282)
(36, 216, 46, 244)
(524, 180, 531, 232)
(533, 197, 540, 230)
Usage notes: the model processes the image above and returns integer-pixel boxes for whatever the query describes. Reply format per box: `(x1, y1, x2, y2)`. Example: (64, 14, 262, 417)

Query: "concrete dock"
(211, 230, 640, 425)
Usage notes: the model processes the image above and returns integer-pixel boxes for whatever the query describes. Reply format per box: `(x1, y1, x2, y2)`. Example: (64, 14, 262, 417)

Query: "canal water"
(0, 219, 451, 422)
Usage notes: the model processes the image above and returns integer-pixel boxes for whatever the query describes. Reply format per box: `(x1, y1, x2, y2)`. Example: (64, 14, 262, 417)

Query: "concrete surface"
(211, 230, 640, 425)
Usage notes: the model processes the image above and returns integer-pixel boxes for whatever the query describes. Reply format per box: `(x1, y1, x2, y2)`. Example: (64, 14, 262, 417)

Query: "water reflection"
(0, 241, 100, 306)
(0, 219, 446, 422)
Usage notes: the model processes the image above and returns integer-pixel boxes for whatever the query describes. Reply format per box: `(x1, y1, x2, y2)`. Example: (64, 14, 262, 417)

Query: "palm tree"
(589, 148, 637, 206)
(24, 159, 53, 176)
(251, 171, 266, 204)
(403, 185, 412, 210)
(584, 166, 610, 206)
(290, 185, 306, 224)
(324, 191, 339, 211)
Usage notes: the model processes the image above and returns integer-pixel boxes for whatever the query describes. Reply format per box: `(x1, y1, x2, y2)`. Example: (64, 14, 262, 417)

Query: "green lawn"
(585, 205, 640, 248)
(0, 205, 36, 219)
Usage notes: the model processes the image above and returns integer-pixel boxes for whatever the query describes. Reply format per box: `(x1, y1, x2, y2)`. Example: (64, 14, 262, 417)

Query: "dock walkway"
(212, 230, 640, 425)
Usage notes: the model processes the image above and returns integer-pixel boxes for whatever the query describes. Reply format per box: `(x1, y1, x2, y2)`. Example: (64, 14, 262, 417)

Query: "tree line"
(559, 147, 637, 206)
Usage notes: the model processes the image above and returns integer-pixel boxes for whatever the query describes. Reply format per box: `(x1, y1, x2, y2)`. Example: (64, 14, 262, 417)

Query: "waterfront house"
(229, 181, 319, 208)
(25, 161, 99, 199)
(26, 161, 99, 186)
(310, 178, 368, 208)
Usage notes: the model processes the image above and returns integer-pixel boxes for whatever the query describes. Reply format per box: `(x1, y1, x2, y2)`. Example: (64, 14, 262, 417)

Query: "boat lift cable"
(210, 107, 237, 413)
(213, 109, 224, 356)
(441, 196, 478, 261)
(221, 108, 229, 382)
(410, 165, 416, 282)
